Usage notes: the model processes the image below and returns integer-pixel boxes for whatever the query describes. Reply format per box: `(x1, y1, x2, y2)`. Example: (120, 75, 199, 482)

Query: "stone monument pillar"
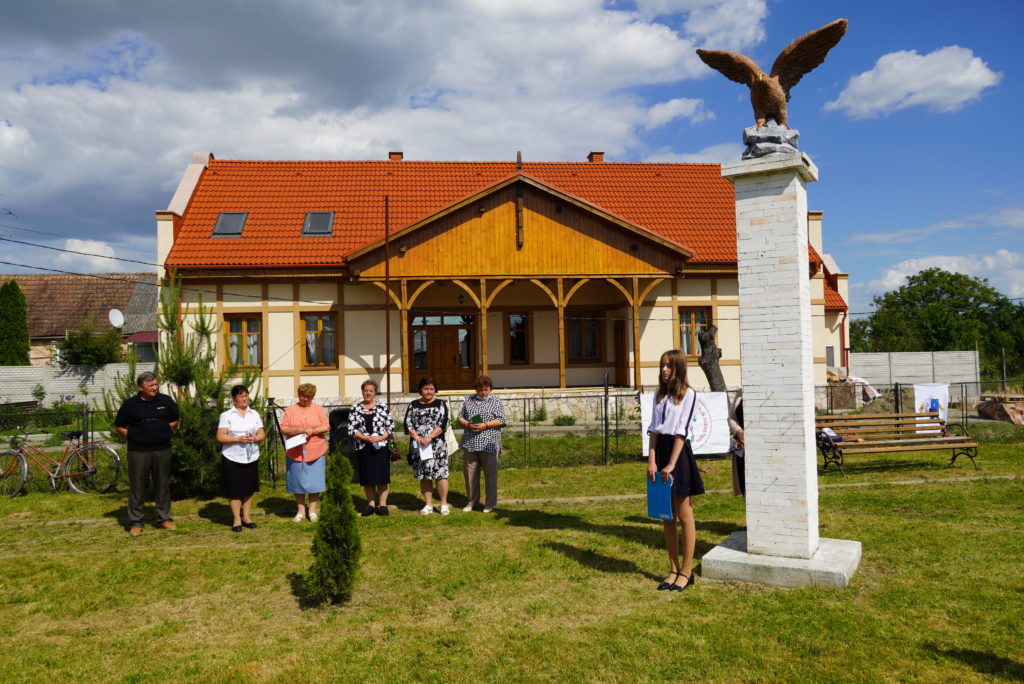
(700, 151, 861, 587)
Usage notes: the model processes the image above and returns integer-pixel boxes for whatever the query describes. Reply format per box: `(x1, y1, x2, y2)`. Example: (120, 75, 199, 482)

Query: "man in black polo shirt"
(115, 371, 180, 536)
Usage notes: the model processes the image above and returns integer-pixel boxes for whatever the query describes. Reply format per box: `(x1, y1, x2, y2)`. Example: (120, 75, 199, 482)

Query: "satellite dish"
(108, 309, 125, 328)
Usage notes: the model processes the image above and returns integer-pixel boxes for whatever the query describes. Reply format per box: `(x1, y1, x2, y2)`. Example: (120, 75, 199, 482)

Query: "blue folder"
(646, 476, 673, 521)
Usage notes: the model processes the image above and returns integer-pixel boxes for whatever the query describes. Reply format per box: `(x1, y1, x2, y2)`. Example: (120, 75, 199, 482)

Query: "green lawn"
(0, 429, 1021, 682)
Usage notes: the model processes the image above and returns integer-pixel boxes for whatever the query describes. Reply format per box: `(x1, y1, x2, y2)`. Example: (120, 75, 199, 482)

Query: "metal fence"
(815, 378, 1024, 426)
(263, 390, 650, 477)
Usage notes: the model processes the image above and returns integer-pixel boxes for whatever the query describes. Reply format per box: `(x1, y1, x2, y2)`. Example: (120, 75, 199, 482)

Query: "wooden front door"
(411, 315, 477, 390)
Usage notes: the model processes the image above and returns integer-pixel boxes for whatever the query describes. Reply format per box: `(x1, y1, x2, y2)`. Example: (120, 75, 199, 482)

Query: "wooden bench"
(815, 412, 978, 476)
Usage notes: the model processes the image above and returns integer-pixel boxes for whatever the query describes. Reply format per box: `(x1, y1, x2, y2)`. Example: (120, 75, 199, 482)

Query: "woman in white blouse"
(646, 350, 705, 591)
(216, 385, 266, 532)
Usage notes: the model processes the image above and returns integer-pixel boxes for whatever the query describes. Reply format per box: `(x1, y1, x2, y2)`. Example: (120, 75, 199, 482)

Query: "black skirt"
(356, 444, 391, 486)
(654, 433, 705, 498)
(221, 456, 260, 499)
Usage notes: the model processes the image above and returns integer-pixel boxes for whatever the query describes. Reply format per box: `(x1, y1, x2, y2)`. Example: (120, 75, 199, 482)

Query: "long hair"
(656, 349, 689, 405)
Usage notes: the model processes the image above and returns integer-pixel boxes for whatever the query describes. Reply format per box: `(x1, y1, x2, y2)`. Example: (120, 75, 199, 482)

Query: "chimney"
(587, 151, 604, 163)
(388, 151, 404, 161)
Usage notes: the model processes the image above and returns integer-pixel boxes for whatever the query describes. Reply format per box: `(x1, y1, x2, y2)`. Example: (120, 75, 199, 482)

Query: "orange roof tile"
(824, 277, 847, 311)
(165, 159, 737, 269)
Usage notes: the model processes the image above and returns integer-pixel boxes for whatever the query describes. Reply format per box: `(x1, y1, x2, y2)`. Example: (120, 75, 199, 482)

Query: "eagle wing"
(769, 18, 848, 98)
(695, 49, 762, 86)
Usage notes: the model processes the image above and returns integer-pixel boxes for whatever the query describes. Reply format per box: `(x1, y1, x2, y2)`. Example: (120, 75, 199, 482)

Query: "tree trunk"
(697, 324, 727, 392)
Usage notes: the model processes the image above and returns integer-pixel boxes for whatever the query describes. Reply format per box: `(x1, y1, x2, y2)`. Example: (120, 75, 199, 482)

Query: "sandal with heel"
(657, 571, 681, 591)
(668, 572, 695, 592)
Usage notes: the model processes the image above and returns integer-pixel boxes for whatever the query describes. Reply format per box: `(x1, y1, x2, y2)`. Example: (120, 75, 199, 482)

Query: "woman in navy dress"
(646, 349, 704, 591)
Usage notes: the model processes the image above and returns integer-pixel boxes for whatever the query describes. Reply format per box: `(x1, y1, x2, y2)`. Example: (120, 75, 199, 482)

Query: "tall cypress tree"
(0, 280, 30, 365)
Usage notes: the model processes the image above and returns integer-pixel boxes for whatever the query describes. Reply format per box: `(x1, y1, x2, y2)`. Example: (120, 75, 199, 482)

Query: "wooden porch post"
(557, 278, 566, 389)
(632, 277, 642, 390)
(400, 280, 410, 395)
(479, 278, 488, 377)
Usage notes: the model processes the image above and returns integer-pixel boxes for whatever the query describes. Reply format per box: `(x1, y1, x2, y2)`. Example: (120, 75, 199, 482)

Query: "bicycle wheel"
(0, 450, 28, 498)
(63, 444, 121, 494)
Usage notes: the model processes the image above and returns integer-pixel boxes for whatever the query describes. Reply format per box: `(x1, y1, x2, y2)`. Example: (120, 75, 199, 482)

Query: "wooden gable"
(350, 181, 690, 279)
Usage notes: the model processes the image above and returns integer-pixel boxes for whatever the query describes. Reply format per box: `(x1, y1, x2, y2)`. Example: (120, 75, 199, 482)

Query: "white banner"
(913, 383, 949, 433)
(641, 391, 730, 455)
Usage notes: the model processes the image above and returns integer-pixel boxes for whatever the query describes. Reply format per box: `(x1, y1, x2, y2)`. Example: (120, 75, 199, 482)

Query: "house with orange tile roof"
(156, 151, 848, 398)
(0, 272, 158, 366)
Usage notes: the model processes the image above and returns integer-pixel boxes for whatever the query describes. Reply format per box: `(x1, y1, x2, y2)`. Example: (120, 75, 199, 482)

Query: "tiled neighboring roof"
(0, 273, 155, 339)
(165, 160, 738, 268)
(824, 277, 847, 311)
(123, 272, 158, 335)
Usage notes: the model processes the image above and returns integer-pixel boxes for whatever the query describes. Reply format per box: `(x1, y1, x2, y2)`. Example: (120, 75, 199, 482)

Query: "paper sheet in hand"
(284, 434, 307, 450)
(418, 441, 434, 461)
(646, 476, 673, 521)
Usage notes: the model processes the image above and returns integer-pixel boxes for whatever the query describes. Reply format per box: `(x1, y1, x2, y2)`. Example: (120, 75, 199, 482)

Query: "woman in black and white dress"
(216, 384, 266, 533)
(646, 350, 705, 591)
(349, 379, 395, 517)
(405, 376, 451, 516)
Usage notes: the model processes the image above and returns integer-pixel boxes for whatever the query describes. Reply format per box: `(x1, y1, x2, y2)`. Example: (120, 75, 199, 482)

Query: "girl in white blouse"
(646, 349, 705, 591)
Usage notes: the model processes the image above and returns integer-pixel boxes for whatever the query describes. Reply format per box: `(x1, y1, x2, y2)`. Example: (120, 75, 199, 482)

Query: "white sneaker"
(462, 505, 474, 512)
(440, 505, 450, 516)
(420, 505, 434, 516)
(292, 513, 305, 523)
(309, 512, 319, 522)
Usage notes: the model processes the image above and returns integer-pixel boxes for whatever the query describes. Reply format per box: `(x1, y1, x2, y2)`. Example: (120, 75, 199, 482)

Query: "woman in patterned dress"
(405, 376, 451, 516)
(348, 379, 395, 517)
(456, 375, 507, 513)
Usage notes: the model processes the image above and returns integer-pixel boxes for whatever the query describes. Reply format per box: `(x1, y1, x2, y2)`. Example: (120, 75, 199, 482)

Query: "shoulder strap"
(683, 390, 697, 439)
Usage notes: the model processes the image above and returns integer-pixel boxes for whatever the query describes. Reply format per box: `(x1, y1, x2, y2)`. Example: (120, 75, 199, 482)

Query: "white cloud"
(866, 249, 1024, 299)
(825, 46, 1002, 119)
(644, 142, 743, 163)
(848, 206, 1024, 245)
(645, 97, 714, 129)
(0, 0, 770, 255)
(55, 239, 118, 273)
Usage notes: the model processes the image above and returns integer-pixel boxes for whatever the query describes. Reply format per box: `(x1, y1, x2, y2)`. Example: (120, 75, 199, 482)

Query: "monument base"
(701, 531, 861, 588)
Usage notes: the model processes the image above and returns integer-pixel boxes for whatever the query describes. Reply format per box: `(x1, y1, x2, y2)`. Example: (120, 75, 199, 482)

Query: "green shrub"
(531, 403, 547, 422)
(553, 414, 576, 426)
(305, 453, 361, 605)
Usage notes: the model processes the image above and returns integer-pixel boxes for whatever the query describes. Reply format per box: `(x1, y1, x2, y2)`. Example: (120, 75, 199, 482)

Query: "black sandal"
(657, 571, 681, 591)
(668, 572, 695, 592)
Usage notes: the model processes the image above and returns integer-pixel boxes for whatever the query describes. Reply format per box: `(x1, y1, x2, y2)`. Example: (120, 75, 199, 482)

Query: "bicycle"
(0, 430, 121, 497)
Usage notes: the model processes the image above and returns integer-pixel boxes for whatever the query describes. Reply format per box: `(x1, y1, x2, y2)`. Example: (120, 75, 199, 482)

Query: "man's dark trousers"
(127, 448, 173, 525)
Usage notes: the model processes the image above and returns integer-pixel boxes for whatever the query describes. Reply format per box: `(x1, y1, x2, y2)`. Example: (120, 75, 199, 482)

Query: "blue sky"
(0, 0, 1020, 315)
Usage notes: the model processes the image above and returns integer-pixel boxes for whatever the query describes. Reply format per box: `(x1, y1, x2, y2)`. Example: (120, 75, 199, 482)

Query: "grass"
(0, 430, 1022, 682)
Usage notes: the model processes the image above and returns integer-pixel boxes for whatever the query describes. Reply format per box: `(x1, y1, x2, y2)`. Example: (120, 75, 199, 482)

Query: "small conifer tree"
(0, 280, 30, 365)
(306, 452, 361, 605)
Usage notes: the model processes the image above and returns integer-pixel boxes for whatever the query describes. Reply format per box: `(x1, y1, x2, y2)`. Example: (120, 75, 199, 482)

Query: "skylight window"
(302, 211, 334, 236)
(212, 212, 247, 237)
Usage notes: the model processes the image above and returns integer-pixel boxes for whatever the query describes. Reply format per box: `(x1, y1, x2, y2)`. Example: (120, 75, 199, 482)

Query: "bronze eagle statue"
(696, 18, 848, 128)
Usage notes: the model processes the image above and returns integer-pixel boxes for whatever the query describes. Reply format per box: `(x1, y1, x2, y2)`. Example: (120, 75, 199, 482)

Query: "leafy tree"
(56, 316, 124, 366)
(306, 453, 361, 605)
(857, 268, 1024, 377)
(0, 280, 30, 365)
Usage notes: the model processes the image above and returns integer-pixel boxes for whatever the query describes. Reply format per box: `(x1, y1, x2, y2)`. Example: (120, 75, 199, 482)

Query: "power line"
(0, 236, 157, 267)
(0, 221, 157, 256)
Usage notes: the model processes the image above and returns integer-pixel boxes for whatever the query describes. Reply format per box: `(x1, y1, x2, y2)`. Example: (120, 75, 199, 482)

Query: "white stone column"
(731, 153, 819, 559)
(700, 152, 861, 587)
